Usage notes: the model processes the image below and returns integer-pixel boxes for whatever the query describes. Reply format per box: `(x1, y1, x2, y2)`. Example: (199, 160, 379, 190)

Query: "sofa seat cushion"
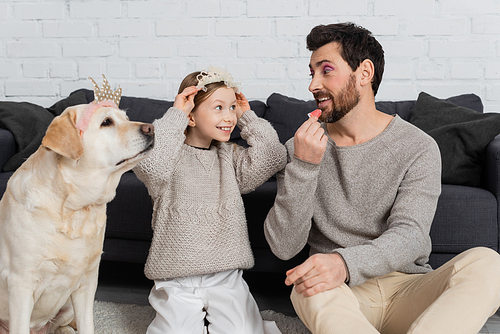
(106, 172, 153, 241)
(243, 181, 278, 249)
(0, 171, 14, 198)
(430, 184, 498, 254)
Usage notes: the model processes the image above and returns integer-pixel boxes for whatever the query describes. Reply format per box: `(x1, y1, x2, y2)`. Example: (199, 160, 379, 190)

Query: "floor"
(95, 260, 500, 333)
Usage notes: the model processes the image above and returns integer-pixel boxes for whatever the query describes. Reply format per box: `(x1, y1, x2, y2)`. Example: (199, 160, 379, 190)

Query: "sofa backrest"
(66, 89, 484, 148)
(255, 92, 484, 146)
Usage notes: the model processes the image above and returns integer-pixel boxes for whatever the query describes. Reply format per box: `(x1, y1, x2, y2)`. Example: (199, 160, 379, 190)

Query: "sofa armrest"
(484, 134, 500, 200)
(0, 128, 16, 171)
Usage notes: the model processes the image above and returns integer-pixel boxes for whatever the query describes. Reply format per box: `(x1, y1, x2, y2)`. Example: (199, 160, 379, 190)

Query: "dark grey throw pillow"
(410, 92, 500, 187)
(265, 93, 317, 144)
(230, 100, 267, 147)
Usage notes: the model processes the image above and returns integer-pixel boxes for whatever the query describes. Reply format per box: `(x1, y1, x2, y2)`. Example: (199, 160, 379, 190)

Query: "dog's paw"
(54, 325, 76, 334)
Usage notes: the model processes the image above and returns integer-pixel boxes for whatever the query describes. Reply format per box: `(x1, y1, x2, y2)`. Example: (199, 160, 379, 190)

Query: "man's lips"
(316, 96, 332, 108)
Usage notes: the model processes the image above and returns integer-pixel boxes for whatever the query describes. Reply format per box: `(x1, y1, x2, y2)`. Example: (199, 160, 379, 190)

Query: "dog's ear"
(42, 108, 84, 160)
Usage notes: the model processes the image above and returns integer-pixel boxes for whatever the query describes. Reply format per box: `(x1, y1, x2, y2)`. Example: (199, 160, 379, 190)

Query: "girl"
(133, 66, 285, 334)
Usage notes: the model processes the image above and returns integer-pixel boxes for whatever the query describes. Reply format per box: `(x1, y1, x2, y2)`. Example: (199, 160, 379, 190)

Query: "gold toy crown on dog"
(196, 66, 241, 93)
(89, 74, 122, 106)
(76, 75, 122, 134)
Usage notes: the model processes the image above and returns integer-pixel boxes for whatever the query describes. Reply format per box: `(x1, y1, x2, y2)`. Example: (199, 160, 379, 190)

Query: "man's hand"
(235, 91, 251, 119)
(293, 115, 328, 164)
(285, 253, 348, 297)
(174, 86, 201, 116)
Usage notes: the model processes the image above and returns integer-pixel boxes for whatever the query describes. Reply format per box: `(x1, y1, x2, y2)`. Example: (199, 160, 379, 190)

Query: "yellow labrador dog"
(0, 101, 154, 334)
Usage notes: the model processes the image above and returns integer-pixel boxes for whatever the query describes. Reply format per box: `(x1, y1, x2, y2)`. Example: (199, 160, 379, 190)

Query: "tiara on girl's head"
(89, 74, 122, 106)
(196, 66, 241, 93)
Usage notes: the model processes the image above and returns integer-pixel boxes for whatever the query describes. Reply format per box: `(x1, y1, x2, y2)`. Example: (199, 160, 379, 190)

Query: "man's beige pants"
(291, 247, 500, 334)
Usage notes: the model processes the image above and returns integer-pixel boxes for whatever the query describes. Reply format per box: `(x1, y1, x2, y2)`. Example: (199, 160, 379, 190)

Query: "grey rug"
(93, 301, 500, 334)
(93, 301, 310, 334)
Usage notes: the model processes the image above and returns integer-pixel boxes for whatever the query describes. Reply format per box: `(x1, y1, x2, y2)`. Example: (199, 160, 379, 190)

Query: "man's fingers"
(285, 258, 316, 286)
(296, 116, 321, 134)
(299, 282, 329, 297)
(293, 273, 324, 294)
(295, 120, 324, 143)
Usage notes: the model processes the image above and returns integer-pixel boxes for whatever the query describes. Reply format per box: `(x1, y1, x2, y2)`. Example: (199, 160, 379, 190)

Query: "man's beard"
(314, 74, 360, 123)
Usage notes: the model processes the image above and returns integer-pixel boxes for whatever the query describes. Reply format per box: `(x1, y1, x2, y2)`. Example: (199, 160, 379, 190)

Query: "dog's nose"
(141, 124, 154, 136)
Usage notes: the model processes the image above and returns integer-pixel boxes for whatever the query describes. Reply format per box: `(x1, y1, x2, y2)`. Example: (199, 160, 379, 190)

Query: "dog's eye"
(101, 118, 114, 127)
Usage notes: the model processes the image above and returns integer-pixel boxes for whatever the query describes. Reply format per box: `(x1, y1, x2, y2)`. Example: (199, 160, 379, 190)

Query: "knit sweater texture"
(134, 107, 286, 280)
(264, 116, 442, 286)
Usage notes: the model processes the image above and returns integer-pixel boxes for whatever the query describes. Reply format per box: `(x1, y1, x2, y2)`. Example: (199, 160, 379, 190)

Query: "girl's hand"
(174, 86, 200, 116)
(235, 91, 251, 119)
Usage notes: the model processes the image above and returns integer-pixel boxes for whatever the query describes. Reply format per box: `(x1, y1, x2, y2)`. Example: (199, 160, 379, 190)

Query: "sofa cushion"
(376, 93, 483, 121)
(242, 181, 278, 248)
(230, 100, 267, 147)
(0, 129, 16, 172)
(265, 93, 317, 144)
(375, 100, 416, 121)
(430, 184, 497, 255)
(0, 171, 14, 198)
(121, 96, 173, 123)
(70, 89, 174, 124)
(262, 92, 485, 143)
(69, 89, 264, 147)
(106, 172, 153, 241)
(47, 90, 89, 116)
(410, 92, 500, 187)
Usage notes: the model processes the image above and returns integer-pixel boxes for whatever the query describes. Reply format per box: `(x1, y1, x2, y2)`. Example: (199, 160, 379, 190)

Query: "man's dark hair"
(306, 22, 385, 96)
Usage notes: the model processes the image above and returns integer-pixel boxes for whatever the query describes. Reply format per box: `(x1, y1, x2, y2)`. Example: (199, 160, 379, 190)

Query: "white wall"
(1, 0, 500, 111)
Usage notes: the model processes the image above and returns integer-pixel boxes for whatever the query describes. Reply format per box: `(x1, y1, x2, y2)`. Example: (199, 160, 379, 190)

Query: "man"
(264, 22, 500, 334)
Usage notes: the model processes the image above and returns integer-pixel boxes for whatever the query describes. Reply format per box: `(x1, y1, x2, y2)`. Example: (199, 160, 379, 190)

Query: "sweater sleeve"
(231, 110, 287, 194)
(133, 107, 189, 199)
(264, 139, 321, 260)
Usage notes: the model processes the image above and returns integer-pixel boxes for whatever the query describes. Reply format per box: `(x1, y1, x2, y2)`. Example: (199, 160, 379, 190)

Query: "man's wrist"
(333, 252, 350, 284)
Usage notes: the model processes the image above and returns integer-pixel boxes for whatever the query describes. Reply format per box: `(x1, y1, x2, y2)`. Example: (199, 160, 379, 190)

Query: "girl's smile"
(184, 87, 238, 148)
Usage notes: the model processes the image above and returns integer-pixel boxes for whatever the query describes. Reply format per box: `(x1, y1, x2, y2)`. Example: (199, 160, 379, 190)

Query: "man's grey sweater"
(264, 116, 442, 286)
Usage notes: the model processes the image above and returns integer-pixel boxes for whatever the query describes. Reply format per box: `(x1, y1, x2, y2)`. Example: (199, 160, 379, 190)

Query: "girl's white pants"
(146, 269, 281, 334)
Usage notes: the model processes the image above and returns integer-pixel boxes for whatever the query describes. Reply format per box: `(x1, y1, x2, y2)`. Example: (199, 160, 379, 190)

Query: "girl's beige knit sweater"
(133, 107, 286, 280)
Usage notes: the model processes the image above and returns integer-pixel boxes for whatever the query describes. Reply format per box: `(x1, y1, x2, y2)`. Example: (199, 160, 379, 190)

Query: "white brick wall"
(1, 0, 500, 111)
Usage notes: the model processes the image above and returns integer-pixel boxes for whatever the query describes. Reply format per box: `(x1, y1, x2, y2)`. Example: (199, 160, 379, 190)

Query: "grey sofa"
(1, 89, 499, 274)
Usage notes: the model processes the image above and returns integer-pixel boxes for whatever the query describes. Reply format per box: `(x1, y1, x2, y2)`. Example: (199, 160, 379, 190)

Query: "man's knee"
(451, 247, 500, 291)
(290, 284, 356, 313)
(457, 247, 500, 272)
